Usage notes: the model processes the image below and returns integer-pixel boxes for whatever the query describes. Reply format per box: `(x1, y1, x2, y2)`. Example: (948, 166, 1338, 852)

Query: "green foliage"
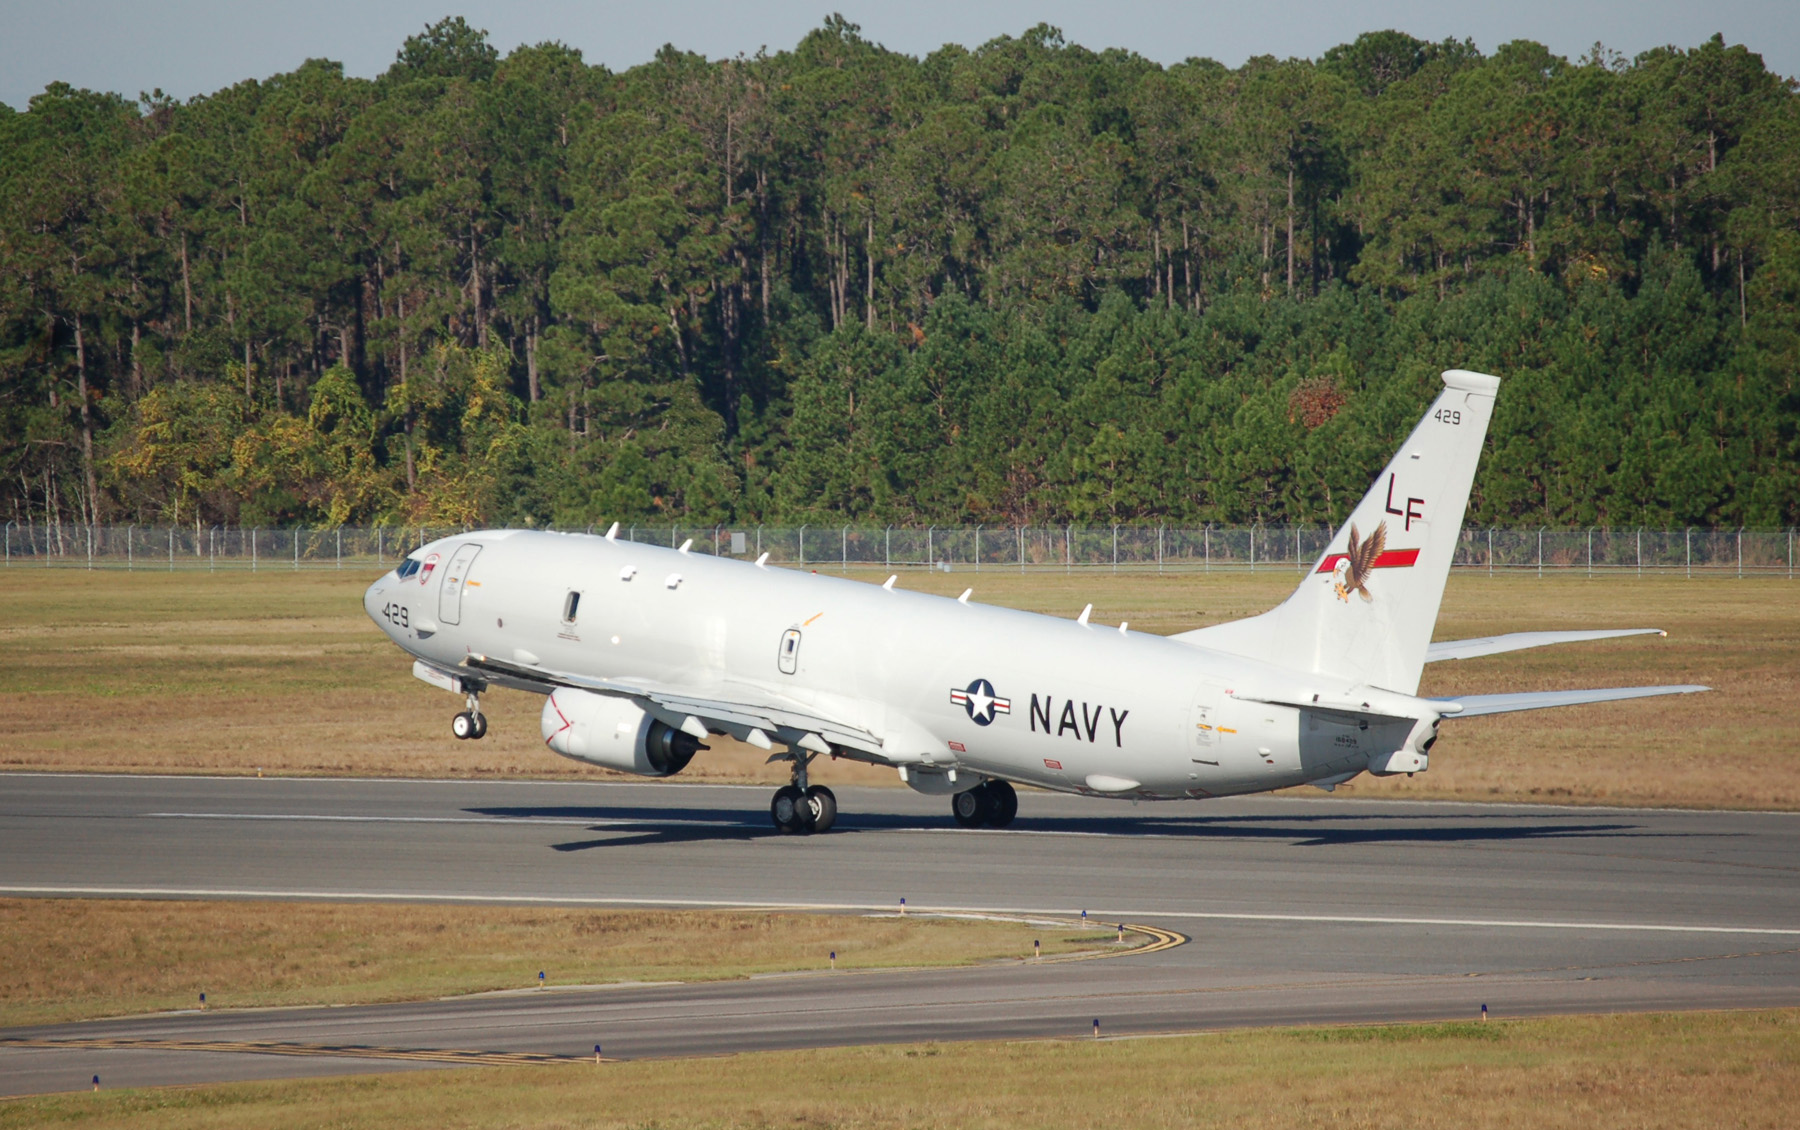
(2, 25, 1796, 529)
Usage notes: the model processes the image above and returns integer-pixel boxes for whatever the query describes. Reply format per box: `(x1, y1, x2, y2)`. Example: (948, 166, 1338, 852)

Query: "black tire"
(470, 713, 489, 740)
(805, 786, 837, 834)
(987, 779, 1018, 827)
(951, 786, 992, 828)
(771, 785, 810, 834)
(451, 712, 474, 740)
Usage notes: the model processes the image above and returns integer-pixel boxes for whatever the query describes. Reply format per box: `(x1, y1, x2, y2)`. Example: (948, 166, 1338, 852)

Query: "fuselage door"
(437, 543, 483, 626)
(777, 628, 801, 675)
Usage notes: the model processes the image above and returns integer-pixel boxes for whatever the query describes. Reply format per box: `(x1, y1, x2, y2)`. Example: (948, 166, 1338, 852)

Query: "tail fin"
(1176, 369, 1500, 694)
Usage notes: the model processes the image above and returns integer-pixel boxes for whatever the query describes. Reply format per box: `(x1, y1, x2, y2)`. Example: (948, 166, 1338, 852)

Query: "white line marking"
(141, 813, 725, 828)
(1, 886, 1794, 936)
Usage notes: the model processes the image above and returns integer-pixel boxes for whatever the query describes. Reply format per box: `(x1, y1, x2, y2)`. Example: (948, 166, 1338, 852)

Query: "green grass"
(5, 1009, 1796, 1128)
(2, 567, 1795, 808)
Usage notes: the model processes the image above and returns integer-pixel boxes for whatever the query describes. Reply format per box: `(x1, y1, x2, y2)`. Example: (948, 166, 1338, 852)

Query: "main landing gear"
(451, 689, 488, 740)
(951, 779, 1017, 829)
(770, 750, 836, 835)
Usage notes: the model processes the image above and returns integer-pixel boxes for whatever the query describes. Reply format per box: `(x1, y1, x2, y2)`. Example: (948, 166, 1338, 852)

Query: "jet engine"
(540, 688, 704, 777)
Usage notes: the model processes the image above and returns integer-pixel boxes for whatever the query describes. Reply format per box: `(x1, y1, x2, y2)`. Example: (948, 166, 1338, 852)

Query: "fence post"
(1738, 528, 1743, 578)
(252, 528, 258, 572)
(1535, 527, 1542, 577)
(86, 524, 93, 570)
(885, 526, 891, 570)
(126, 525, 133, 571)
(336, 528, 342, 570)
(1065, 525, 1071, 573)
(294, 527, 300, 571)
(927, 526, 933, 569)
(3, 521, 9, 566)
(1250, 525, 1257, 573)
(1686, 528, 1692, 579)
(756, 526, 762, 559)
(1636, 528, 1641, 576)
(1205, 524, 1211, 572)
(1019, 526, 1025, 573)
(1790, 527, 1794, 580)
(842, 525, 848, 572)
(210, 527, 215, 572)
(168, 527, 173, 571)
(799, 525, 806, 566)
(1487, 527, 1493, 576)
(1112, 525, 1118, 573)
(1158, 526, 1164, 573)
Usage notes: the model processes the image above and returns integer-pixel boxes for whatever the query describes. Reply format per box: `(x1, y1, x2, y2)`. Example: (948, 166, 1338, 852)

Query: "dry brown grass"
(2, 567, 1794, 808)
(5, 1009, 1797, 1128)
(0, 899, 1097, 1027)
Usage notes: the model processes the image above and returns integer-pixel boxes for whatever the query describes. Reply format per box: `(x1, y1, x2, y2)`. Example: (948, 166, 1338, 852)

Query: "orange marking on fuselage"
(803, 612, 824, 626)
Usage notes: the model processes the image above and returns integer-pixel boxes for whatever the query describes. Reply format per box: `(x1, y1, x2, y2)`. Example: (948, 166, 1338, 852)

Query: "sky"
(2, 0, 1794, 111)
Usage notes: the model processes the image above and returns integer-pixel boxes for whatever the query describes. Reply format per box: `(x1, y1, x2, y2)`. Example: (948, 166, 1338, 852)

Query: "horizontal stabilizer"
(1431, 684, 1709, 718)
(1427, 629, 1665, 662)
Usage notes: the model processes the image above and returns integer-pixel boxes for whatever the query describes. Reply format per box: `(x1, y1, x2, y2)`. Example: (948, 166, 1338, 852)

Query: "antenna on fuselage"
(1076, 604, 1092, 626)
(604, 522, 619, 542)
(882, 575, 897, 590)
(957, 588, 972, 603)
(678, 539, 692, 554)
(755, 552, 770, 568)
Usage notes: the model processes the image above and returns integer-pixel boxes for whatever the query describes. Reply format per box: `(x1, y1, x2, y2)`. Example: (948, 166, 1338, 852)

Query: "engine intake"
(540, 688, 704, 777)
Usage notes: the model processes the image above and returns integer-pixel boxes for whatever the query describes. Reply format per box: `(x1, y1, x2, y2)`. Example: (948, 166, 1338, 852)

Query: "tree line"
(2, 18, 1796, 530)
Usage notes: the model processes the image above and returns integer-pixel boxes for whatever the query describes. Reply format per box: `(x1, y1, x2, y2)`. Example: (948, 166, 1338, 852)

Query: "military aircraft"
(364, 370, 1705, 833)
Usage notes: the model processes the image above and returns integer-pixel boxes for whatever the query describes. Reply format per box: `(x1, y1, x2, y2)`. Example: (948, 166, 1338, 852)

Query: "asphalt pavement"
(3, 774, 1797, 1095)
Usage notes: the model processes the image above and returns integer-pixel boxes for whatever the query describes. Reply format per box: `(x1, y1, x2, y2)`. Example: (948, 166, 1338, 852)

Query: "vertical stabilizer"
(1176, 370, 1500, 694)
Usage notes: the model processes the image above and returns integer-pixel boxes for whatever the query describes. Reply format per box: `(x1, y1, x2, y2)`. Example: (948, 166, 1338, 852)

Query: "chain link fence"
(4, 522, 1795, 576)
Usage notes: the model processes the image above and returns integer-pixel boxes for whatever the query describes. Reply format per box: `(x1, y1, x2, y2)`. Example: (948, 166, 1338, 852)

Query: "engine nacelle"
(1368, 717, 1440, 777)
(540, 689, 704, 777)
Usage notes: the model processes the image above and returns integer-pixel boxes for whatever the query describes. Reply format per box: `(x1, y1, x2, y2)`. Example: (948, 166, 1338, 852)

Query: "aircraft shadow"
(467, 805, 1669, 851)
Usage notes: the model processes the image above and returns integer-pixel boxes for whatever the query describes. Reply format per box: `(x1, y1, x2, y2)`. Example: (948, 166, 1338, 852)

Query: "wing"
(1430, 684, 1709, 717)
(457, 653, 885, 757)
(1427, 628, 1666, 662)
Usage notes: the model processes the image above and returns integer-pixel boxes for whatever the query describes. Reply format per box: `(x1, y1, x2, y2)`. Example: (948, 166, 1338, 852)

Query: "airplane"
(363, 369, 1706, 834)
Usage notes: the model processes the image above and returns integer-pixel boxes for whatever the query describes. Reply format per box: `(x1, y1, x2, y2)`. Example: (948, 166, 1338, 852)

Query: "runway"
(3, 773, 1798, 1095)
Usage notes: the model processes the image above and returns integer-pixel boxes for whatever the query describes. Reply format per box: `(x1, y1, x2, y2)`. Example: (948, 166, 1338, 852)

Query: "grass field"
(0, 900, 1100, 1028)
(2, 566, 1794, 808)
(4, 1009, 1795, 1128)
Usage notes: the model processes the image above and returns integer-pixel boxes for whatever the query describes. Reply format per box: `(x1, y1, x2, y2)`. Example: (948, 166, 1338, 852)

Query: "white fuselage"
(364, 530, 1415, 799)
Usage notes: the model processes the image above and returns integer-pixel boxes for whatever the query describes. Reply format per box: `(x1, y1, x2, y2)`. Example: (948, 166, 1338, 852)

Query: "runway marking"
(3, 886, 1794, 937)
(0, 1036, 585, 1066)
(141, 813, 720, 828)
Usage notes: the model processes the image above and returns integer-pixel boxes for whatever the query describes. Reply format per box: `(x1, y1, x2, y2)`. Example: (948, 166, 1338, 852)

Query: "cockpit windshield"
(396, 556, 423, 579)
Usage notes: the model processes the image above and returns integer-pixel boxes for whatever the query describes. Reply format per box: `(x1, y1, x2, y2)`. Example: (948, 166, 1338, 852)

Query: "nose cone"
(364, 576, 387, 626)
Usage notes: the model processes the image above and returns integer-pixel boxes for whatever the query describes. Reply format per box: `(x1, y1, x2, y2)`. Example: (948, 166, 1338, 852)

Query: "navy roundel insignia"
(949, 679, 1011, 726)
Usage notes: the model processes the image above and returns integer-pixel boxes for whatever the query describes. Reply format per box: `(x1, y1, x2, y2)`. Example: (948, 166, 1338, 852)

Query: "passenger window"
(563, 591, 581, 624)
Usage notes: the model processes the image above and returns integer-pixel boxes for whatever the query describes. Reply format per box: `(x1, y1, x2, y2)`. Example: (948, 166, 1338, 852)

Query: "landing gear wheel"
(951, 785, 993, 828)
(469, 712, 488, 740)
(451, 711, 475, 740)
(804, 785, 837, 834)
(986, 779, 1018, 827)
(771, 785, 811, 834)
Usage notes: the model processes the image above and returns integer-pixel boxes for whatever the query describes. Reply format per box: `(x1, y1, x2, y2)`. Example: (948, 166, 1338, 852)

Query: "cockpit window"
(397, 557, 422, 579)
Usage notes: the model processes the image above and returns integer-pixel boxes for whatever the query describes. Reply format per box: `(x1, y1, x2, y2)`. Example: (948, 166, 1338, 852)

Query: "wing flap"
(1427, 628, 1665, 662)
(1430, 684, 1709, 717)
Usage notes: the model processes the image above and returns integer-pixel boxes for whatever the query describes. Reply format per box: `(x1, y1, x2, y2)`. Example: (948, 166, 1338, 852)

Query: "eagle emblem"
(1332, 521, 1386, 603)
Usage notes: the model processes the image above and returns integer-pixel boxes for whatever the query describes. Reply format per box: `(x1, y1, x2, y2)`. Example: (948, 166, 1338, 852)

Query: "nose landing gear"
(451, 690, 488, 740)
(951, 779, 1017, 828)
(769, 750, 836, 835)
